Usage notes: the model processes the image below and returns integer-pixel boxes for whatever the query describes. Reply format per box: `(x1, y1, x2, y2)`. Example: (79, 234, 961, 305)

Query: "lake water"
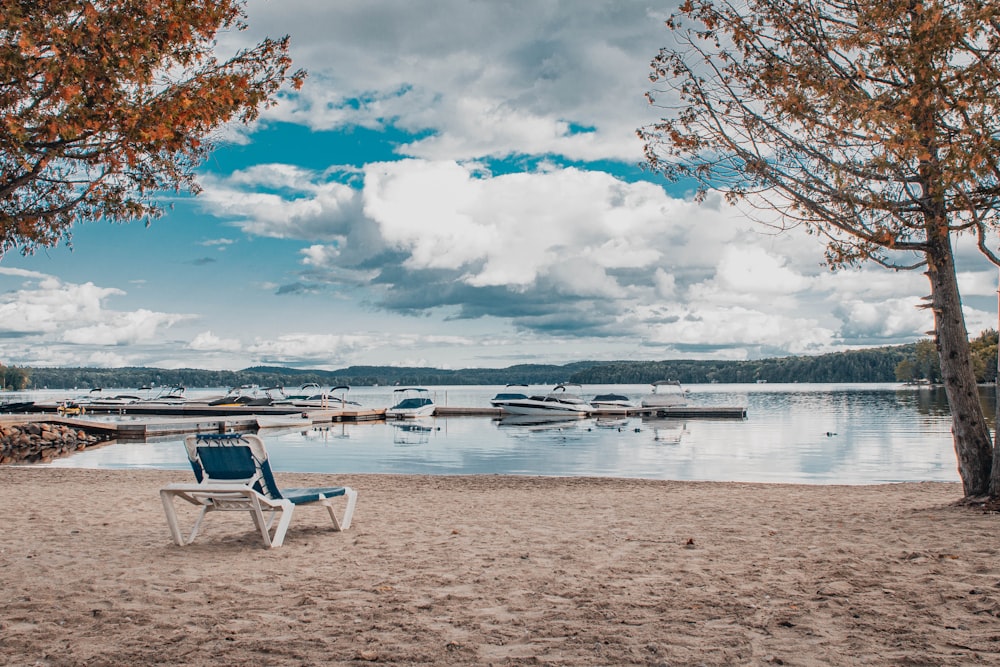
(32, 383, 992, 485)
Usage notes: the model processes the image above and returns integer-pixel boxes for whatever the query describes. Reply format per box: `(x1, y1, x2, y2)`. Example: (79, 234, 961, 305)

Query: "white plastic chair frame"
(160, 433, 357, 548)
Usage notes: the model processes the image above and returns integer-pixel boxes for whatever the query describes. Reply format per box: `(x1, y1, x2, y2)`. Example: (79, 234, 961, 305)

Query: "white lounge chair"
(160, 433, 357, 548)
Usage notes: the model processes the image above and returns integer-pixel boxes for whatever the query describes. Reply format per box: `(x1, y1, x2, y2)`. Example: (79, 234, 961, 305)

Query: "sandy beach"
(1, 468, 998, 666)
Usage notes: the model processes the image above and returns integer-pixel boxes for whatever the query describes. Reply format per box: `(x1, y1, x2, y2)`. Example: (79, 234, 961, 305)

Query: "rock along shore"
(0, 421, 111, 464)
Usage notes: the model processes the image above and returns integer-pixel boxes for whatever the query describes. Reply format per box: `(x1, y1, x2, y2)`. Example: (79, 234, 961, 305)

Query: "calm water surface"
(35, 383, 987, 484)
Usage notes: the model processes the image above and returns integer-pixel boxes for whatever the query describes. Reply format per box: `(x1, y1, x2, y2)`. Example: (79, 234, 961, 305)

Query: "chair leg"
(268, 503, 295, 548)
(160, 490, 186, 546)
(341, 488, 357, 530)
(322, 488, 357, 531)
(187, 506, 210, 545)
(160, 491, 210, 546)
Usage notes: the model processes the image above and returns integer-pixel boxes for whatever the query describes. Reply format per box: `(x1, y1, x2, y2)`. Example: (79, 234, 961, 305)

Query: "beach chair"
(159, 433, 357, 548)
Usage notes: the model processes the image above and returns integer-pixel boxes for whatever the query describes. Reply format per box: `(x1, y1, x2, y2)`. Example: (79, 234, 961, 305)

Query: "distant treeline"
(5, 333, 997, 391)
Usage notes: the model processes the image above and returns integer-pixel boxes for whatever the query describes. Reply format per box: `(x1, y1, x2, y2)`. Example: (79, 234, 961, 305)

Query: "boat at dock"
(138, 386, 188, 405)
(274, 384, 364, 409)
(489, 384, 530, 409)
(86, 388, 145, 405)
(590, 392, 634, 410)
(207, 385, 282, 407)
(495, 384, 594, 417)
(640, 381, 688, 408)
(0, 400, 35, 413)
(385, 387, 436, 418)
(272, 383, 323, 404)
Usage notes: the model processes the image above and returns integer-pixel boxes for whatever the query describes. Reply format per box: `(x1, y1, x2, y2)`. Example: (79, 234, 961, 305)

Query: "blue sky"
(1, 0, 997, 371)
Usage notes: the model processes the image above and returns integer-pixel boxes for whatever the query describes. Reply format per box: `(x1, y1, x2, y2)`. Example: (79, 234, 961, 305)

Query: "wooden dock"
(651, 406, 747, 419)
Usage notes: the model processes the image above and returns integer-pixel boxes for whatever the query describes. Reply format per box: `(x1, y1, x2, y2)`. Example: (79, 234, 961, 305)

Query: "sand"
(1, 468, 999, 666)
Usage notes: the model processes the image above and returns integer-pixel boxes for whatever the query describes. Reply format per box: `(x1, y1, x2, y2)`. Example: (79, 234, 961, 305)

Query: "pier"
(3, 402, 746, 443)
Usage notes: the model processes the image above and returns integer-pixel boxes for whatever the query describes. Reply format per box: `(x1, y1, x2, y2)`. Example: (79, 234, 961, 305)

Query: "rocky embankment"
(0, 422, 111, 464)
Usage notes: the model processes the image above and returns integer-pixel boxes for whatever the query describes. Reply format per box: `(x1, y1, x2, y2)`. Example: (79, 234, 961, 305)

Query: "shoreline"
(2, 468, 998, 665)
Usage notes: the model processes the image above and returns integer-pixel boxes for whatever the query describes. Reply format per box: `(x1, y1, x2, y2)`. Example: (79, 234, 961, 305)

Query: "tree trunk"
(926, 234, 993, 498)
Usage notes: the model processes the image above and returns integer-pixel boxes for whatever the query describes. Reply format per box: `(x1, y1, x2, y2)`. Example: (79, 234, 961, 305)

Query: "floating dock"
(652, 406, 747, 419)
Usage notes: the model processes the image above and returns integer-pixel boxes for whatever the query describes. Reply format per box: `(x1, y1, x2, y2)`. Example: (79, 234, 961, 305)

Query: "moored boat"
(590, 392, 634, 410)
(208, 385, 281, 407)
(385, 387, 436, 418)
(274, 384, 365, 409)
(77, 388, 143, 408)
(138, 386, 188, 405)
(497, 384, 593, 416)
(489, 384, 530, 409)
(640, 381, 688, 409)
(327, 385, 363, 409)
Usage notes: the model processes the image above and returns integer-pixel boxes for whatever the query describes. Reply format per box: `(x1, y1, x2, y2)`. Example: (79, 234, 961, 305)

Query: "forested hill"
(13, 338, 989, 390)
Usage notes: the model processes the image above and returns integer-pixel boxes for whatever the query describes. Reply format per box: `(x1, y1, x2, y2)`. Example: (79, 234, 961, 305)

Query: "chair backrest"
(183, 434, 284, 500)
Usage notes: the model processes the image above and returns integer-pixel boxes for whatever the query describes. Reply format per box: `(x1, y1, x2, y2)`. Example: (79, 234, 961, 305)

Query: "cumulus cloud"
(245, 331, 474, 368)
(189, 331, 243, 353)
(0, 278, 127, 335)
(231, 0, 669, 163)
(198, 165, 363, 241)
(192, 152, 958, 360)
(835, 297, 931, 340)
(0, 271, 195, 365)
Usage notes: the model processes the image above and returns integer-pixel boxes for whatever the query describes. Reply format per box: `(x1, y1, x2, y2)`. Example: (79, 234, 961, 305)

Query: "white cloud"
(0, 271, 195, 363)
(62, 310, 190, 346)
(644, 305, 837, 353)
(714, 246, 813, 295)
(200, 238, 236, 248)
(198, 166, 362, 241)
(189, 331, 243, 353)
(0, 278, 127, 334)
(0, 266, 48, 279)
(361, 160, 681, 293)
(192, 154, 963, 360)
(234, 0, 668, 163)
(244, 331, 476, 368)
(836, 297, 931, 339)
(958, 270, 999, 298)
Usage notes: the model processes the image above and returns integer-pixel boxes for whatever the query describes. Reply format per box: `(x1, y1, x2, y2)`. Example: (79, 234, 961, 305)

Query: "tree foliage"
(640, 0, 1000, 270)
(0, 0, 304, 254)
(639, 0, 1000, 498)
(0, 363, 29, 390)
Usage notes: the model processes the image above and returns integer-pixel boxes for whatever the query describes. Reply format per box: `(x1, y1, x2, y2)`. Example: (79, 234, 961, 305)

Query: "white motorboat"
(489, 384, 530, 409)
(272, 383, 322, 405)
(273, 384, 363, 409)
(326, 385, 364, 410)
(138, 386, 188, 405)
(385, 387, 436, 418)
(590, 392, 634, 410)
(77, 388, 143, 407)
(496, 384, 594, 416)
(640, 381, 688, 408)
(207, 385, 280, 407)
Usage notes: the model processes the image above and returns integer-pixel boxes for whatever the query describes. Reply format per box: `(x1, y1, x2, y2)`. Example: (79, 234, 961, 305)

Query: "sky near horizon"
(1, 0, 998, 372)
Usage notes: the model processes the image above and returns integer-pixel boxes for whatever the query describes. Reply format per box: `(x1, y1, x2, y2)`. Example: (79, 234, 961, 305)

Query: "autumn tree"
(0, 0, 304, 254)
(640, 0, 1000, 499)
(0, 363, 29, 390)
